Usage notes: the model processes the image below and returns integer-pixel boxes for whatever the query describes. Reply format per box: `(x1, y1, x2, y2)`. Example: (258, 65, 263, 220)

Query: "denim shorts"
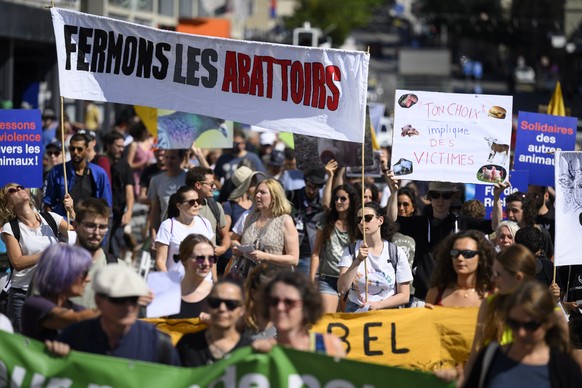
(317, 275, 339, 295)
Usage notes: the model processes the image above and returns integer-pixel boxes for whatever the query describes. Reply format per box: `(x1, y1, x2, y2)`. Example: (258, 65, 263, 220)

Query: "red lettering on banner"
(221, 51, 238, 93)
(311, 62, 325, 109)
(290, 61, 304, 104)
(326, 65, 340, 111)
(262, 56, 276, 99)
(250, 56, 264, 96)
(303, 62, 312, 106)
(278, 59, 291, 101)
(237, 53, 251, 94)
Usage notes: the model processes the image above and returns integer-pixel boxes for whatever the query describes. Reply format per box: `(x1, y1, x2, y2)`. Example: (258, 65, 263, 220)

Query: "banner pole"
(363, 46, 369, 304)
(60, 96, 71, 224)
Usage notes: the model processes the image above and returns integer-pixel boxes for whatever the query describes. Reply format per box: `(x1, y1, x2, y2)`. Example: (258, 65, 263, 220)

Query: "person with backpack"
(338, 201, 412, 312)
(0, 183, 70, 332)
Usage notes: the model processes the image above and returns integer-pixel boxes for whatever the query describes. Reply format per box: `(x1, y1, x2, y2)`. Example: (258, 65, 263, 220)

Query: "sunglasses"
(450, 249, 479, 259)
(46, 151, 61, 157)
(192, 255, 218, 265)
(397, 202, 411, 207)
(106, 296, 139, 305)
(267, 297, 302, 309)
(335, 196, 348, 203)
(506, 318, 543, 332)
(356, 214, 377, 223)
(7, 185, 25, 194)
(429, 192, 452, 200)
(182, 198, 201, 207)
(207, 296, 242, 310)
(69, 146, 85, 153)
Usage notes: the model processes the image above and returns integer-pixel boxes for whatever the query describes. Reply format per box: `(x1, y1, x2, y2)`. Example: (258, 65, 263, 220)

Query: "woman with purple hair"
(21, 244, 100, 341)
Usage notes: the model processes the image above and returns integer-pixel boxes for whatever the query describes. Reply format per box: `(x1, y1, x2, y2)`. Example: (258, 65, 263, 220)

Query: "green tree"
(284, 0, 384, 46)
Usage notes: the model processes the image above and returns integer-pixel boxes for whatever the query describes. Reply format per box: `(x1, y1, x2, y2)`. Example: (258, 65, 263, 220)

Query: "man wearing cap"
(46, 264, 180, 365)
(43, 133, 112, 220)
(387, 177, 493, 303)
(44, 140, 63, 179)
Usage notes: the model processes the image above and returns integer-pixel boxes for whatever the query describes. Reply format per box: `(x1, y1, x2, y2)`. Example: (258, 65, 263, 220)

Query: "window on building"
(159, 0, 175, 16)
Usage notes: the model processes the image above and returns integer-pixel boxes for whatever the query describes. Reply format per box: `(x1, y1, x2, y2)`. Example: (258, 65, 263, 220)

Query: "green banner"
(0, 331, 452, 387)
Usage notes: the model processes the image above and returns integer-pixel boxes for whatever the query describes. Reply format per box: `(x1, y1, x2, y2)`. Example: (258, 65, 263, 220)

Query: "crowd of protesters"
(0, 106, 581, 386)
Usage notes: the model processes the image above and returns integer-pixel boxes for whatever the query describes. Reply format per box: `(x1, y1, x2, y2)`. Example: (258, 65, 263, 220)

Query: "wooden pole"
(60, 96, 71, 225)
(363, 46, 369, 304)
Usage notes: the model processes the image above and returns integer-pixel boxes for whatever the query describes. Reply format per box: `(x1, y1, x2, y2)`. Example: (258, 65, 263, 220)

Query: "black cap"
(269, 150, 285, 167)
(46, 140, 62, 150)
(304, 168, 326, 186)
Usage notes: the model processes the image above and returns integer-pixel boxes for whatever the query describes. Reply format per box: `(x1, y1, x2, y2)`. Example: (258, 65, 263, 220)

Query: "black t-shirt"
(536, 207, 555, 244)
(110, 158, 135, 216)
(69, 168, 95, 205)
(168, 298, 209, 319)
(139, 164, 162, 195)
(176, 329, 251, 367)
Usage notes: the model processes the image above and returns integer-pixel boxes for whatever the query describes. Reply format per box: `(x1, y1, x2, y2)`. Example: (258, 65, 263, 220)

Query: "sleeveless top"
(241, 213, 286, 256)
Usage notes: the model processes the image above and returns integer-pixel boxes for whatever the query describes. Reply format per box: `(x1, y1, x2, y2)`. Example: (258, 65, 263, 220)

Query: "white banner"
(555, 151, 582, 266)
(391, 90, 513, 184)
(50, 8, 369, 143)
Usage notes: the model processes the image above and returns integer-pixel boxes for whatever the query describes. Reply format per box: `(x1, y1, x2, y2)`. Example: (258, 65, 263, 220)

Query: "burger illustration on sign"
(488, 106, 506, 119)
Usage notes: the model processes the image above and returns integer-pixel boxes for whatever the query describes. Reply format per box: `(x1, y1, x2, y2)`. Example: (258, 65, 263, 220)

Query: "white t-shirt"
(155, 216, 214, 279)
(1, 212, 64, 290)
(338, 240, 413, 308)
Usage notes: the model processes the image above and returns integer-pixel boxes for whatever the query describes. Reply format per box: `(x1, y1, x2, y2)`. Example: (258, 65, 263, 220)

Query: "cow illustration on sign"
(558, 158, 582, 225)
(484, 137, 509, 164)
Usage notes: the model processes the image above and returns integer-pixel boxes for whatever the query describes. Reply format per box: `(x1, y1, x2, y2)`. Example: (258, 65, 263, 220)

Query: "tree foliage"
(284, 0, 384, 46)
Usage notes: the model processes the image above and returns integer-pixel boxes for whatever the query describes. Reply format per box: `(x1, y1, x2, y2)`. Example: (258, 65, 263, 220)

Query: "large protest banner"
(0, 331, 451, 388)
(51, 8, 369, 143)
(146, 307, 478, 371)
(555, 151, 582, 266)
(473, 170, 529, 219)
(0, 110, 43, 188)
(391, 90, 512, 184)
(514, 111, 577, 186)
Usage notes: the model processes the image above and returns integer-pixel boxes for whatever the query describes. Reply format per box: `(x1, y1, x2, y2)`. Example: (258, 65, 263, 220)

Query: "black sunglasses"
(429, 191, 452, 200)
(69, 146, 85, 153)
(450, 249, 479, 259)
(356, 214, 377, 223)
(335, 196, 348, 202)
(106, 296, 139, 305)
(7, 185, 25, 194)
(207, 296, 241, 310)
(46, 150, 61, 157)
(193, 255, 218, 265)
(506, 318, 542, 332)
(182, 198, 201, 207)
(267, 297, 302, 309)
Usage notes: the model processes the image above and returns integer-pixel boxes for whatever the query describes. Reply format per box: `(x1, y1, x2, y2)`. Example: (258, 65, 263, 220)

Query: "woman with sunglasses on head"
(21, 244, 100, 342)
(154, 186, 214, 278)
(463, 281, 582, 387)
(168, 234, 215, 320)
(338, 201, 412, 312)
(176, 277, 249, 366)
(0, 183, 71, 332)
(253, 271, 345, 356)
(425, 230, 495, 308)
(231, 178, 299, 277)
(310, 184, 359, 313)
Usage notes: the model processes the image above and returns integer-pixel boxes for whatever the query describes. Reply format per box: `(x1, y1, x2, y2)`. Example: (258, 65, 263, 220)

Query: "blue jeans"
(7, 287, 26, 333)
(296, 257, 310, 275)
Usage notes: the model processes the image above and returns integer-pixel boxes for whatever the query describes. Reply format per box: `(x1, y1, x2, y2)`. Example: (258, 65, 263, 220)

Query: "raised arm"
(321, 159, 338, 211)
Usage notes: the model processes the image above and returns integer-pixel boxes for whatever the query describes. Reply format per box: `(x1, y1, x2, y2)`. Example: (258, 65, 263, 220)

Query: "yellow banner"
(313, 307, 478, 371)
(144, 307, 478, 371)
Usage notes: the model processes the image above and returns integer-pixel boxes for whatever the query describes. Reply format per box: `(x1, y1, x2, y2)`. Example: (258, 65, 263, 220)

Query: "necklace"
(456, 284, 475, 298)
(205, 330, 233, 360)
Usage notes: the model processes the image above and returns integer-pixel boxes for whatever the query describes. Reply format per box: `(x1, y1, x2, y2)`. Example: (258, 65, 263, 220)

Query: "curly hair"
(355, 201, 398, 241)
(260, 271, 323, 329)
(428, 230, 496, 298)
(322, 184, 360, 243)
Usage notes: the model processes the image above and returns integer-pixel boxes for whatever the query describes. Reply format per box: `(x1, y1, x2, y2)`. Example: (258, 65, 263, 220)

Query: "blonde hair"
(253, 178, 291, 217)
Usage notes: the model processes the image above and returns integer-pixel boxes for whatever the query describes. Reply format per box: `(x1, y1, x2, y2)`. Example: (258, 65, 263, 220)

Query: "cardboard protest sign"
(514, 111, 576, 186)
(157, 110, 233, 149)
(554, 151, 582, 266)
(391, 90, 512, 184)
(294, 110, 374, 171)
(472, 170, 529, 219)
(0, 110, 43, 188)
(51, 8, 369, 143)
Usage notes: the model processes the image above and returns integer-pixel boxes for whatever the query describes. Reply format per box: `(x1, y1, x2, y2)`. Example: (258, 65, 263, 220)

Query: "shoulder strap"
(386, 241, 399, 273)
(156, 331, 174, 365)
(9, 219, 20, 242)
(206, 198, 221, 224)
(347, 242, 357, 260)
(39, 211, 59, 239)
(105, 252, 118, 264)
(478, 341, 500, 388)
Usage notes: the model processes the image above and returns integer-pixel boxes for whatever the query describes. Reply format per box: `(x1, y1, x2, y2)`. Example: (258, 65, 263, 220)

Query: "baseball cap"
(93, 264, 149, 298)
(76, 129, 96, 142)
(260, 131, 277, 146)
(269, 150, 285, 167)
(45, 140, 62, 150)
(42, 108, 56, 119)
(304, 168, 326, 186)
(428, 181, 457, 192)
